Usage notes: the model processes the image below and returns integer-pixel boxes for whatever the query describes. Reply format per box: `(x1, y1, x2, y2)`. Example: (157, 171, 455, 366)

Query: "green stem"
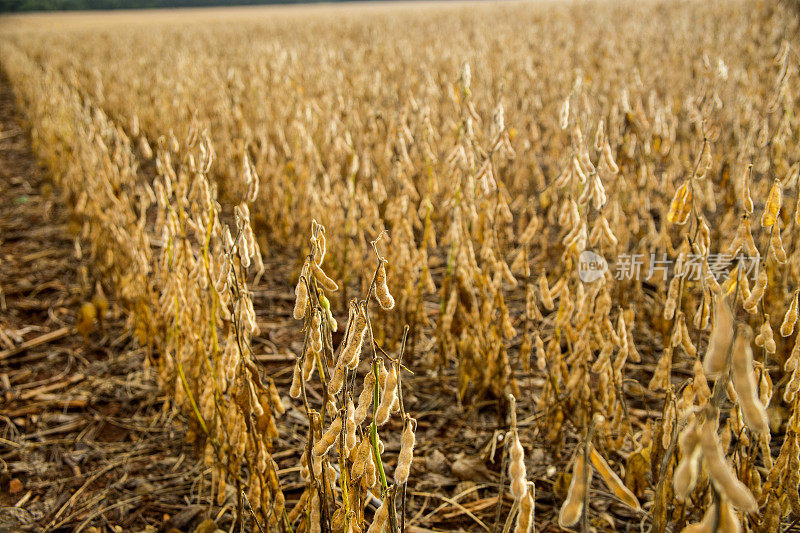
(176, 358, 209, 435)
(370, 361, 389, 491)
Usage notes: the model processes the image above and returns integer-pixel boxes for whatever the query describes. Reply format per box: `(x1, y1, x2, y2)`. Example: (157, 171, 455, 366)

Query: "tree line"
(1, 0, 335, 13)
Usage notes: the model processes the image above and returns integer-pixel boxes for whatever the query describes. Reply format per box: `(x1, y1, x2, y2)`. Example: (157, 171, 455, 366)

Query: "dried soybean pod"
(310, 309, 323, 353)
(762, 178, 783, 227)
(558, 450, 590, 527)
(602, 140, 619, 174)
(375, 364, 398, 425)
(758, 364, 773, 407)
(314, 229, 327, 266)
(760, 317, 777, 354)
(525, 285, 540, 321)
(670, 316, 684, 348)
(311, 261, 339, 292)
(378, 359, 388, 387)
(771, 226, 787, 263)
(345, 399, 357, 454)
(534, 334, 546, 370)
(736, 268, 752, 304)
(538, 273, 554, 311)
(649, 347, 673, 392)
(216, 469, 227, 505)
(266, 378, 285, 416)
(395, 417, 416, 484)
(731, 326, 769, 434)
(598, 215, 618, 246)
(667, 180, 692, 225)
(786, 336, 800, 372)
(673, 420, 701, 501)
(309, 490, 321, 533)
(375, 259, 395, 310)
(704, 295, 734, 377)
(572, 156, 587, 183)
(742, 164, 754, 214)
(329, 364, 345, 395)
(679, 315, 697, 357)
(302, 347, 316, 381)
(509, 430, 527, 500)
(514, 483, 535, 533)
(139, 135, 153, 159)
(664, 275, 680, 320)
(354, 371, 376, 425)
(717, 498, 742, 533)
(784, 290, 800, 336)
(364, 447, 377, 488)
(742, 216, 759, 257)
(312, 415, 343, 456)
(290, 360, 302, 399)
(727, 225, 744, 258)
(594, 120, 605, 151)
(699, 417, 757, 512)
(351, 438, 371, 479)
(366, 498, 388, 533)
(743, 268, 766, 312)
(293, 274, 308, 319)
(559, 97, 570, 130)
(589, 446, 640, 510)
(692, 359, 712, 403)
(342, 304, 368, 370)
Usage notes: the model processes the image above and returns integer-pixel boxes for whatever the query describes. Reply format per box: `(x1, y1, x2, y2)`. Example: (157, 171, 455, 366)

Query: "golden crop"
(2, 0, 800, 530)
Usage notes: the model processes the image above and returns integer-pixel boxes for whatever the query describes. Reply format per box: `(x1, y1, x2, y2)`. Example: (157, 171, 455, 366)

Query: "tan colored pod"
(673, 419, 701, 501)
(699, 417, 757, 512)
(558, 450, 591, 528)
(704, 296, 733, 377)
(743, 268, 766, 312)
(590, 446, 640, 510)
(731, 327, 769, 434)
(351, 438, 371, 479)
(312, 261, 339, 292)
(509, 430, 527, 500)
(514, 483, 535, 533)
(293, 275, 308, 320)
(375, 365, 398, 426)
(761, 178, 782, 227)
(312, 415, 342, 457)
(354, 371, 376, 425)
(741, 164, 754, 214)
(538, 273, 554, 311)
(329, 364, 345, 395)
(667, 179, 692, 225)
(394, 418, 416, 485)
(310, 309, 323, 353)
(342, 304, 368, 370)
(345, 399, 357, 454)
(781, 290, 799, 337)
(290, 361, 302, 399)
(366, 498, 388, 533)
(375, 259, 395, 310)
